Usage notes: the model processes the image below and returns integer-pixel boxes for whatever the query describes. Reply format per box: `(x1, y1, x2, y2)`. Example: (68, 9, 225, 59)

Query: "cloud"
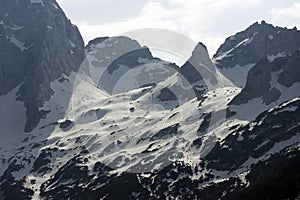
(270, 2, 300, 28)
(57, 0, 299, 59)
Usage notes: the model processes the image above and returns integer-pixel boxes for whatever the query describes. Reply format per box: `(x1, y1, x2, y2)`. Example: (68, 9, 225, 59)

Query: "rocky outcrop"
(0, 0, 85, 132)
(86, 36, 179, 94)
(181, 42, 217, 86)
(230, 50, 300, 105)
(213, 21, 300, 69)
(213, 21, 300, 87)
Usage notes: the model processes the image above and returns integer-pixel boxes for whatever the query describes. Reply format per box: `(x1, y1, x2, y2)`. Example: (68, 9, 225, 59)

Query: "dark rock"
(214, 21, 300, 69)
(230, 51, 300, 105)
(58, 119, 73, 131)
(0, 0, 85, 132)
(86, 36, 179, 95)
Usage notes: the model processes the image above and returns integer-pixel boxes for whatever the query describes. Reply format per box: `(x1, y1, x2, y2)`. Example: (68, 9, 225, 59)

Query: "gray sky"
(57, 0, 300, 58)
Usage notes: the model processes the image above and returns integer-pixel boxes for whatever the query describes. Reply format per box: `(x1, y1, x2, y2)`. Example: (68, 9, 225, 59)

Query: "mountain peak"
(213, 21, 300, 87)
(0, 0, 85, 132)
(194, 42, 208, 54)
(86, 36, 141, 50)
(213, 21, 300, 64)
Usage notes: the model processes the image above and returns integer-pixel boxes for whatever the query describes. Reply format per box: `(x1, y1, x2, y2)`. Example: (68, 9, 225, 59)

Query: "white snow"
(267, 52, 286, 62)
(268, 97, 300, 112)
(0, 20, 23, 31)
(229, 36, 236, 40)
(6, 35, 29, 51)
(30, 0, 44, 6)
(254, 140, 270, 151)
(229, 69, 300, 121)
(218, 64, 255, 88)
(52, 2, 59, 9)
(69, 39, 76, 48)
(237, 135, 244, 142)
(0, 85, 26, 146)
(0, 85, 26, 176)
(274, 106, 298, 114)
(243, 32, 258, 46)
(1, 39, 298, 195)
(214, 32, 258, 63)
(46, 25, 53, 31)
(230, 98, 270, 121)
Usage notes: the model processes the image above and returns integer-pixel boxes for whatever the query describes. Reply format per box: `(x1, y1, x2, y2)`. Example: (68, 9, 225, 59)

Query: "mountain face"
(213, 21, 300, 87)
(230, 50, 300, 106)
(85, 36, 179, 95)
(156, 42, 232, 105)
(180, 42, 217, 87)
(0, 1, 300, 199)
(0, 0, 85, 132)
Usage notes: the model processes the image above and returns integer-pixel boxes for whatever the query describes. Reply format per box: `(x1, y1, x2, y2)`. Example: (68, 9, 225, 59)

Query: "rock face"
(181, 42, 217, 86)
(180, 43, 219, 96)
(230, 50, 300, 105)
(0, 0, 85, 132)
(85, 36, 179, 95)
(214, 21, 300, 69)
(213, 21, 300, 87)
(156, 42, 229, 103)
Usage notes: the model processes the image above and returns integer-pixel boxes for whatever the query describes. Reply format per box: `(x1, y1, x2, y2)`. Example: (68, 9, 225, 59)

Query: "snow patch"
(6, 35, 29, 51)
(0, 20, 23, 31)
(214, 32, 257, 63)
(52, 2, 59, 9)
(46, 25, 53, 31)
(243, 32, 257, 46)
(69, 39, 76, 48)
(267, 52, 286, 62)
(237, 135, 244, 142)
(30, 0, 44, 6)
(218, 64, 255, 88)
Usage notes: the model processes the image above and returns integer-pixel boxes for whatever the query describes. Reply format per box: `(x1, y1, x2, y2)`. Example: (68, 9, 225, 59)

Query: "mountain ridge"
(0, 1, 299, 199)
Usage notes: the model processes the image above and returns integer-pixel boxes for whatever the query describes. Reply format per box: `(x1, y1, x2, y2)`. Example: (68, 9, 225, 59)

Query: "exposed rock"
(230, 51, 300, 105)
(213, 21, 300, 87)
(0, 0, 85, 132)
(213, 21, 300, 69)
(180, 42, 218, 94)
(86, 36, 179, 95)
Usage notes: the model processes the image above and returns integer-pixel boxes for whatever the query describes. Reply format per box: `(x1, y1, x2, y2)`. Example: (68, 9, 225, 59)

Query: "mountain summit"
(213, 21, 300, 87)
(0, 2, 299, 199)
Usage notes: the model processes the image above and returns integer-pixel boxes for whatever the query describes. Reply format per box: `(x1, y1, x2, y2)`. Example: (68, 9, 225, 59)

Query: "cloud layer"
(57, 0, 299, 58)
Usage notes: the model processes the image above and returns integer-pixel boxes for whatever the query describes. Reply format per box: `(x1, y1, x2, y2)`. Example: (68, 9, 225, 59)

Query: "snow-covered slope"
(0, 1, 299, 198)
(0, 62, 240, 198)
(228, 50, 300, 121)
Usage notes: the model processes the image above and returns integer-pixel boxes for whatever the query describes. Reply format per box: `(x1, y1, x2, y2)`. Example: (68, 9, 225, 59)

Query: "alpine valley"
(0, 0, 300, 200)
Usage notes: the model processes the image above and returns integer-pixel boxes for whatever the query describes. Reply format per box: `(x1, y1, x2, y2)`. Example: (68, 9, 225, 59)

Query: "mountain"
(230, 50, 300, 106)
(85, 36, 179, 95)
(0, 1, 299, 199)
(0, 0, 85, 132)
(156, 42, 232, 107)
(213, 21, 300, 87)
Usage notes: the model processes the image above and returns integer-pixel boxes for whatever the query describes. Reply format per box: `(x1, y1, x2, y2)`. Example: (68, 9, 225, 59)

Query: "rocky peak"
(190, 42, 213, 70)
(86, 36, 179, 94)
(0, 0, 85, 132)
(213, 21, 300, 69)
(179, 42, 220, 96)
(86, 36, 141, 51)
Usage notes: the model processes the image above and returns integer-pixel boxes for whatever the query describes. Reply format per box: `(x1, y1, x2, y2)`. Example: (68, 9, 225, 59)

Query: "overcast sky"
(57, 0, 300, 58)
